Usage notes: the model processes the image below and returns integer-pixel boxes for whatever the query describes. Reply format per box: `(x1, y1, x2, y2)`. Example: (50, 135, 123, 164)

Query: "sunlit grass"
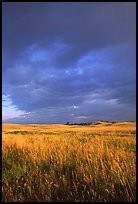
(2, 122, 136, 202)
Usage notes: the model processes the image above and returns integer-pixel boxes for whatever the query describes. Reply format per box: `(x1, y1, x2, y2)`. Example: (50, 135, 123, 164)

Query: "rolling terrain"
(2, 122, 136, 202)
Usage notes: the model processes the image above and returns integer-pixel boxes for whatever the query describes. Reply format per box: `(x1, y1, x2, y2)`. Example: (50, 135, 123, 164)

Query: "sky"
(2, 2, 136, 124)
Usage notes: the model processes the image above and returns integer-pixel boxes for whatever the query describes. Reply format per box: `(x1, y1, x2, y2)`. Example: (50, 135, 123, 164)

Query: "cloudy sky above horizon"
(2, 2, 136, 124)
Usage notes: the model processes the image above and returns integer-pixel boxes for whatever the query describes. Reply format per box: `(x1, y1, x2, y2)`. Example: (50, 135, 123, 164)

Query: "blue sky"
(2, 2, 136, 123)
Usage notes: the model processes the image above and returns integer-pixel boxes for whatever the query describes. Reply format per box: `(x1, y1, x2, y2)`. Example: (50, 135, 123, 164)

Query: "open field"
(2, 122, 136, 202)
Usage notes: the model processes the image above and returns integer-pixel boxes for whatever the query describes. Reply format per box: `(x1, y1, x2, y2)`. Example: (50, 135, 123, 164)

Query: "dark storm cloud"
(2, 2, 136, 123)
(3, 2, 135, 64)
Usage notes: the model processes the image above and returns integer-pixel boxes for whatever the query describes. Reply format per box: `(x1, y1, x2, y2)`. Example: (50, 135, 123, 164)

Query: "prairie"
(2, 122, 136, 202)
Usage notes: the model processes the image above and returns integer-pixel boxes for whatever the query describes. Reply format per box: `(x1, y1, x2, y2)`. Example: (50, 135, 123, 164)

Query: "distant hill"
(66, 120, 135, 126)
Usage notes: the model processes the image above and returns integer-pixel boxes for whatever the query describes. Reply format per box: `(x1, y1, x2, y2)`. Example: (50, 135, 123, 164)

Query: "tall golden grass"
(2, 122, 136, 202)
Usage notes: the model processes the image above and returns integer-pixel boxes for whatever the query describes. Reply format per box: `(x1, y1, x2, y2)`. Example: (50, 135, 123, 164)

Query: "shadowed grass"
(2, 122, 136, 202)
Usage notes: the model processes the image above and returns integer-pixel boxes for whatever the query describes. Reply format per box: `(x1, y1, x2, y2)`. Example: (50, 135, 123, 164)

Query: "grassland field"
(2, 122, 136, 202)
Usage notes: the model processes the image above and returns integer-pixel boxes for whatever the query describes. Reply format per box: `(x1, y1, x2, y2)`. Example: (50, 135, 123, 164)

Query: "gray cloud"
(2, 2, 136, 123)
